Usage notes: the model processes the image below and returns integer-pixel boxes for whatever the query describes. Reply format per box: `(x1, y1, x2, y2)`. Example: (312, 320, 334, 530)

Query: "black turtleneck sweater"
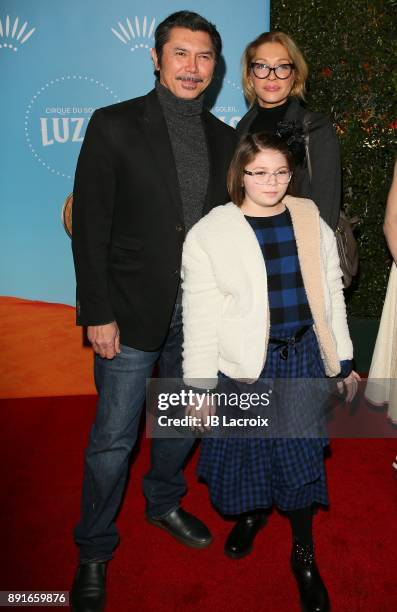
(248, 99, 291, 135)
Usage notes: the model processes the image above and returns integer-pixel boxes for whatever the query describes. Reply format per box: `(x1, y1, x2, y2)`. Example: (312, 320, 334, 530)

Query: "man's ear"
(150, 48, 160, 71)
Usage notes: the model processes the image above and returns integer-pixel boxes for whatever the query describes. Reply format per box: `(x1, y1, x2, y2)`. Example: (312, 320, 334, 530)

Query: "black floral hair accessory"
(276, 120, 306, 165)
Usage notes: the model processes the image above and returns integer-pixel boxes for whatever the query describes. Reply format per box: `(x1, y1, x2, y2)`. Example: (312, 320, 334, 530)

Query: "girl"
(182, 133, 360, 612)
(237, 31, 341, 230)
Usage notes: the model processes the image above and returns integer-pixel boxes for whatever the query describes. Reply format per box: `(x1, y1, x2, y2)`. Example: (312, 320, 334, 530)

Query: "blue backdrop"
(1, 0, 269, 305)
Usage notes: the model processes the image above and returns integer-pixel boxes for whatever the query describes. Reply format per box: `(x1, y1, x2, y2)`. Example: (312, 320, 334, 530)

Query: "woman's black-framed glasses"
(243, 169, 293, 185)
(250, 62, 294, 80)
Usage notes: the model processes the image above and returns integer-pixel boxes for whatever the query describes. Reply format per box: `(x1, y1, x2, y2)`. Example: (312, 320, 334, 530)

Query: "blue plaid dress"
(198, 209, 329, 514)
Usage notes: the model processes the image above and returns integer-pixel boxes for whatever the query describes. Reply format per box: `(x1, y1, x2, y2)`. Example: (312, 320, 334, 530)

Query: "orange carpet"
(0, 296, 95, 398)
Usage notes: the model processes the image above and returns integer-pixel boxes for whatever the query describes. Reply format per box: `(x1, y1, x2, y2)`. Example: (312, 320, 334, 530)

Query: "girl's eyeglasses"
(243, 169, 293, 184)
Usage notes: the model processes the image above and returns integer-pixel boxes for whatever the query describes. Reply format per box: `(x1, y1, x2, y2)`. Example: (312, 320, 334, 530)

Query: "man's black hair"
(154, 11, 222, 64)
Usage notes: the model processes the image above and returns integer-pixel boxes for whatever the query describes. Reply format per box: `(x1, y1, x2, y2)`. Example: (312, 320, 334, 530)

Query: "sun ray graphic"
(11, 16, 18, 38)
(0, 15, 36, 51)
(111, 16, 155, 52)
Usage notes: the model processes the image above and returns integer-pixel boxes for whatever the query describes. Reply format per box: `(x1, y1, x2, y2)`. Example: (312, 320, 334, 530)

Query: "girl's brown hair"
(227, 132, 294, 207)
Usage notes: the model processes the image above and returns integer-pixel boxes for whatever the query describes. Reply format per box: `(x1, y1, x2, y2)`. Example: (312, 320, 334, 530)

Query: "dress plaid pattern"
(198, 328, 329, 514)
(246, 210, 313, 332)
(197, 211, 329, 515)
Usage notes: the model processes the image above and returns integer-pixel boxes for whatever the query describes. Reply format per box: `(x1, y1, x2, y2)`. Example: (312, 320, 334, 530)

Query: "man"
(71, 11, 236, 612)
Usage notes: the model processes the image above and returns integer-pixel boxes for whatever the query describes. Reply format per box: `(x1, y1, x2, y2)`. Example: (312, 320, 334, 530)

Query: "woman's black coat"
(236, 97, 341, 230)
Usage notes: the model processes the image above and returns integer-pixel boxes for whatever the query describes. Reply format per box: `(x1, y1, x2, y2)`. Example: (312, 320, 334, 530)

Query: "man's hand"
(87, 322, 120, 359)
(337, 370, 361, 403)
(185, 392, 217, 433)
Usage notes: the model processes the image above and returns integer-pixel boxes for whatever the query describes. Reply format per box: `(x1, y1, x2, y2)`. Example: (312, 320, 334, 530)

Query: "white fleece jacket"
(181, 197, 353, 389)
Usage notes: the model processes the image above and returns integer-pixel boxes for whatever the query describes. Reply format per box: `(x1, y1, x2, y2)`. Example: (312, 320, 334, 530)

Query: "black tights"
(287, 506, 313, 546)
(241, 506, 314, 546)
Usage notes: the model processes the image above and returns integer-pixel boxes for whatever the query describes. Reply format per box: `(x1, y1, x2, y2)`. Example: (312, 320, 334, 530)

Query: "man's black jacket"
(72, 89, 236, 350)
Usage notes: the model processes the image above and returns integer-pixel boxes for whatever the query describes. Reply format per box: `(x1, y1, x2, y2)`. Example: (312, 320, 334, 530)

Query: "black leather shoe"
(290, 541, 330, 612)
(71, 561, 107, 612)
(147, 507, 212, 548)
(224, 512, 268, 559)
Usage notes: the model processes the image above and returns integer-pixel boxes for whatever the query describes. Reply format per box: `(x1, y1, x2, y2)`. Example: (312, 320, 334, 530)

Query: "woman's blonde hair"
(242, 31, 309, 106)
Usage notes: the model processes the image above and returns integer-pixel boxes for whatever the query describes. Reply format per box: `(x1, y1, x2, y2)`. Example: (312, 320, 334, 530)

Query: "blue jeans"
(74, 304, 195, 562)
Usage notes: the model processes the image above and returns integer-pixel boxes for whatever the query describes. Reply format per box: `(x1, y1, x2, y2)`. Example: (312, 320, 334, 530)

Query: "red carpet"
(1, 395, 397, 611)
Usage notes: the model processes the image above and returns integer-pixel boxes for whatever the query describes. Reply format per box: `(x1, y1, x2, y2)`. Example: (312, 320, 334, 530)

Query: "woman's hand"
(337, 370, 361, 403)
(185, 393, 217, 433)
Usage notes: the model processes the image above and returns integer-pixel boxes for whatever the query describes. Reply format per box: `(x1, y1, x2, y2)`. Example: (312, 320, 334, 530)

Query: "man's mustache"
(176, 75, 204, 83)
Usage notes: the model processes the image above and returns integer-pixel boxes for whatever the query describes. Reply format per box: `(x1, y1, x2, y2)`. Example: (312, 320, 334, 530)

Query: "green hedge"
(272, 0, 397, 317)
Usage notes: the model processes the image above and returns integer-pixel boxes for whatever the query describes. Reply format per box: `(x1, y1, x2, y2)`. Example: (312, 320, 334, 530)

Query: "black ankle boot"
(290, 541, 330, 612)
(224, 512, 268, 559)
(71, 561, 107, 612)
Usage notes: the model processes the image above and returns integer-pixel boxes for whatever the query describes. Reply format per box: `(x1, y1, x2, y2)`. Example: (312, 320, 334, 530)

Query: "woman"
(182, 133, 359, 612)
(384, 159, 397, 261)
(366, 160, 397, 456)
(237, 31, 341, 230)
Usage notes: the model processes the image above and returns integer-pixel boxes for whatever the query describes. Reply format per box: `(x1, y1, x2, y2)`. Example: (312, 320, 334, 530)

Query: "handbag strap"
(303, 112, 312, 183)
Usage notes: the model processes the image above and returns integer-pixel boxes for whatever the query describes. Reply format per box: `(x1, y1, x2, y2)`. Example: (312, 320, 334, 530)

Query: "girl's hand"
(185, 393, 216, 433)
(337, 370, 361, 403)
